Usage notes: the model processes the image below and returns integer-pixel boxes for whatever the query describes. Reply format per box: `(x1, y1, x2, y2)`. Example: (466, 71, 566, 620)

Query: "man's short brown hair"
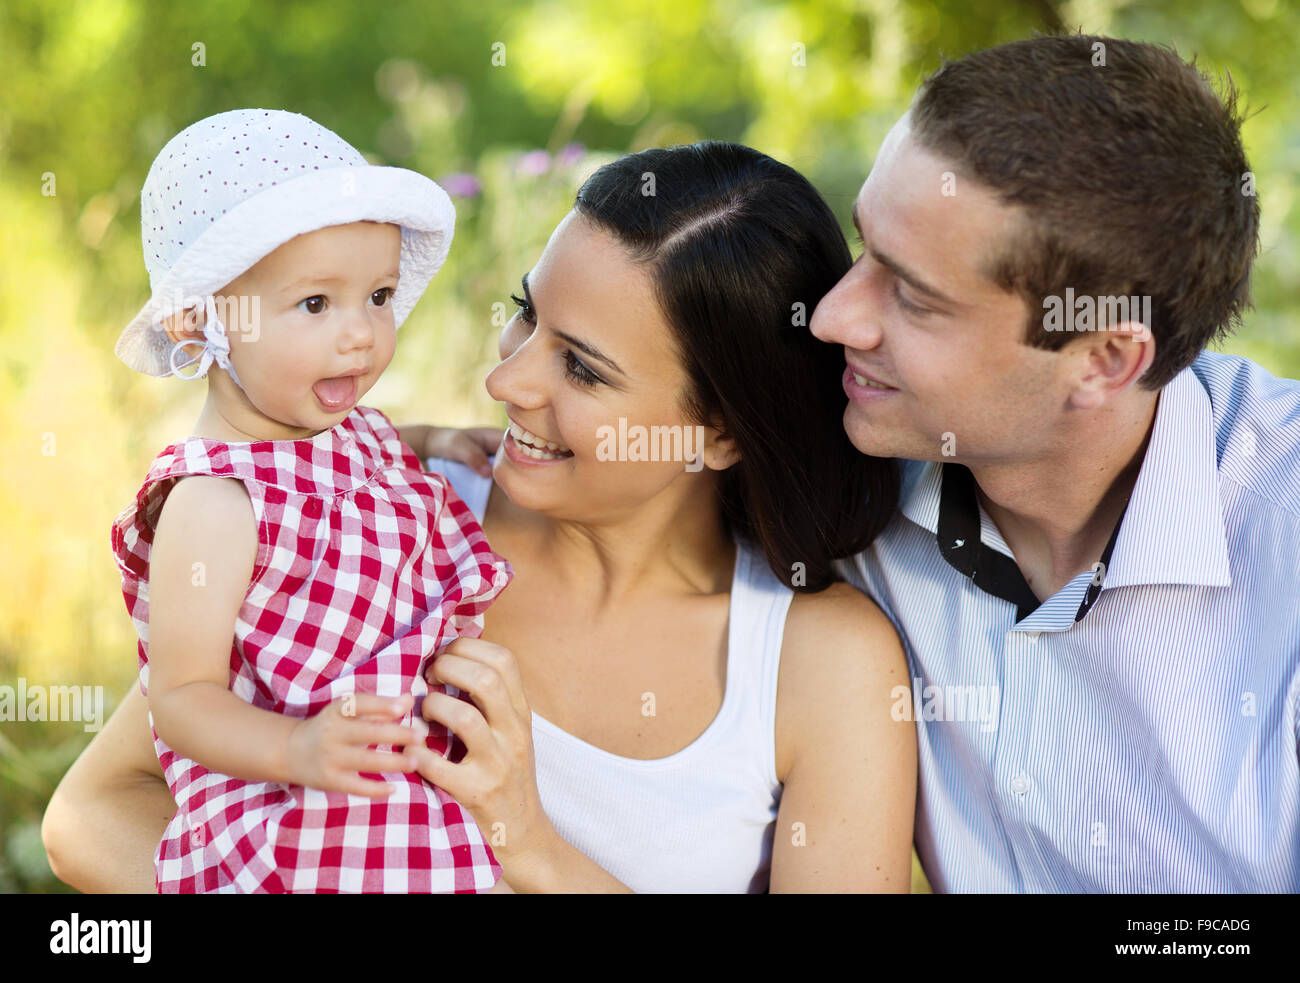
(911, 34, 1259, 389)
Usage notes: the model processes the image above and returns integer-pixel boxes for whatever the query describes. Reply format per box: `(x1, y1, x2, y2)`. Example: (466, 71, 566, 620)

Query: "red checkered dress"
(110, 406, 512, 893)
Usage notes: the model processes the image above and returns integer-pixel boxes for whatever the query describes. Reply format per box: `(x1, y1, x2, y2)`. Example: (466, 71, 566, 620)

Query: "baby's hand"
(284, 693, 424, 798)
(425, 426, 503, 477)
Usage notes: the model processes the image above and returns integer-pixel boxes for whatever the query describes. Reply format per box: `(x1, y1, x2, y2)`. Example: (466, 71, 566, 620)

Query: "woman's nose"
(486, 327, 547, 410)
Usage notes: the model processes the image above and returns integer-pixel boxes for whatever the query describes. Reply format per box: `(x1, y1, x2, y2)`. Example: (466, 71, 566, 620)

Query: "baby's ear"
(160, 304, 206, 345)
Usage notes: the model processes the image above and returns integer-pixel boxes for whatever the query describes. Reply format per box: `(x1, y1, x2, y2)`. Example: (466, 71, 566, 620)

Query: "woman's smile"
(507, 418, 573, 456)
(502, 423, 575, 465)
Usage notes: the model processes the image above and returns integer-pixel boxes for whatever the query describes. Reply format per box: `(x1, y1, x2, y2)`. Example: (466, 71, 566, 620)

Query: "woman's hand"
(397, 424, 503, 477)
(415, 637, 558, 885)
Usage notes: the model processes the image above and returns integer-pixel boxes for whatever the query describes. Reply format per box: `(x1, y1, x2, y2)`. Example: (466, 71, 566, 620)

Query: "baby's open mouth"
(313, 376, 358, 410)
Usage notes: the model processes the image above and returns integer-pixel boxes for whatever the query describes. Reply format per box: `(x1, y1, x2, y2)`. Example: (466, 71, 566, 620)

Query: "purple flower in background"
(515, 150, 552, 176)
(439, 172, 481, 197)
(557, 142, 586, 167)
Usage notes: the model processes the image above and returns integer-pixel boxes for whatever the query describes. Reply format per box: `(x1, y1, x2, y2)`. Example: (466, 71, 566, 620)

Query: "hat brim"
(116, 165, 455, 377)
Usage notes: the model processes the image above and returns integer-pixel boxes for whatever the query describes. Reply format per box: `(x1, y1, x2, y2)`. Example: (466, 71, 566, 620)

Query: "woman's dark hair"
(574, 141, 899, 593)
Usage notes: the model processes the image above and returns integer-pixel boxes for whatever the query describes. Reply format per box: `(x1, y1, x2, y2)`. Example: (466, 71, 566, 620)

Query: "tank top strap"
(725, 540, 795, 786)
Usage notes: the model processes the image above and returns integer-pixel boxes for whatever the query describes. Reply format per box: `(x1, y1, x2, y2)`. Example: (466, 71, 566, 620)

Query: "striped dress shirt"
(835, 350, 1300, 892)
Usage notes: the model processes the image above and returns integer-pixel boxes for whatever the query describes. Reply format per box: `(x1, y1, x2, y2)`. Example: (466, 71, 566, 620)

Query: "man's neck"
(968, 392, 1159, 603)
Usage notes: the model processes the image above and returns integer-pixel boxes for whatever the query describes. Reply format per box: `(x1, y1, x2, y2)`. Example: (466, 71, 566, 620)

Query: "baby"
(110, 109, 512, 893)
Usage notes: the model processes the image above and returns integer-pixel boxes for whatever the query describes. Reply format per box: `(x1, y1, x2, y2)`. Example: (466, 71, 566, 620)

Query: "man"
(812, 34, 1299, 891)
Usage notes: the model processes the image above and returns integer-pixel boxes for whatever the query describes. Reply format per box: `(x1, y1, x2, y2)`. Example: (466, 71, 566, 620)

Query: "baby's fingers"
(339, 693, 413, 720)
(345, 747, 420, 775)
(342, 718, 429, 748)
(441, 429, 499, 477)
(465, 426, 505, 458)
(327, 773, 398, 799)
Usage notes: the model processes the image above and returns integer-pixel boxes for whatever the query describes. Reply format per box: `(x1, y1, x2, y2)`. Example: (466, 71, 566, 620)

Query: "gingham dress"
(110, 405, 512, 893)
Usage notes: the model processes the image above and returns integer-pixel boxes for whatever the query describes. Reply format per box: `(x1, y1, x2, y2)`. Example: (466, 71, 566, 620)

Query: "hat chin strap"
(167, 295, 245, 391)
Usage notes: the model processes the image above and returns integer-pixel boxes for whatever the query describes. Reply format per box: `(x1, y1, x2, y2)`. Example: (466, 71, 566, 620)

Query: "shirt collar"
(897, 362, 1231, 600)
(1100, 362, 1231, 590)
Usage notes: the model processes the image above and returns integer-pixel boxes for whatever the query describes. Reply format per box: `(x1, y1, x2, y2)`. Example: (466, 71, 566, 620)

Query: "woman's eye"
(371, 287, 395, 307)
(297, 295, 327, 315)
(509, 292, 536, 326)
(563, 350, 601, 388)
(507, 292, 599, 387)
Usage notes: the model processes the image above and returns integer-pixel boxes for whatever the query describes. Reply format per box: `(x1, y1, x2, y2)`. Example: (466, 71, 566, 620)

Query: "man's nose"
(810, 266, 883, 351)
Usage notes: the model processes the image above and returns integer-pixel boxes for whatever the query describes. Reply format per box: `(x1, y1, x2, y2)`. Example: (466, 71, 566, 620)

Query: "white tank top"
(429, 457, 794, 892)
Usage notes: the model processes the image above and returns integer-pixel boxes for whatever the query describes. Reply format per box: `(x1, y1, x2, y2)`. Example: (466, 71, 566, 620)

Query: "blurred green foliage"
(1, 0, 1295, 894)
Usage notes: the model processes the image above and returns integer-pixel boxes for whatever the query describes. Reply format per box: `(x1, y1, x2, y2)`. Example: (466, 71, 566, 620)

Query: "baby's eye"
(371, 287, 396, 307)
(297, 295, 327, 315)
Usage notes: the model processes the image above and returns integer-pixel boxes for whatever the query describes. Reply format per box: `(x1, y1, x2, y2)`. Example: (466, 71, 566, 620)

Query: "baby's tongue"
(313, 376, 354, 405)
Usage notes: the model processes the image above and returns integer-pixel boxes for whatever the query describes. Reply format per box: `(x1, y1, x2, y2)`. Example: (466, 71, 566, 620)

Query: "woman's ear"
(160, 304, 206, 346)
(698, 418, 741, 472)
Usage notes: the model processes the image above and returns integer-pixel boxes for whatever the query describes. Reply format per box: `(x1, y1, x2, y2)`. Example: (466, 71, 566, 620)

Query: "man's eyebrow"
(522, 272, 627, 377)
(851, 198, 958, 308)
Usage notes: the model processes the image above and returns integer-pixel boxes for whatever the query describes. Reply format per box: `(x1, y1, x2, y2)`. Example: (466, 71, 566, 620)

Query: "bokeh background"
(2, 0, 1296, 894)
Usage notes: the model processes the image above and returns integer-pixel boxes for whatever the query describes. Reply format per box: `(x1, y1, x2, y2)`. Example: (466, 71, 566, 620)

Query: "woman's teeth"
(509, 421, 573, 459)
(853, 373, 891, 390)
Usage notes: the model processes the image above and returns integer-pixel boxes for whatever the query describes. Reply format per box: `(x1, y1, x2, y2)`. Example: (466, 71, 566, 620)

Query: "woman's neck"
(484, 471, 736, 608)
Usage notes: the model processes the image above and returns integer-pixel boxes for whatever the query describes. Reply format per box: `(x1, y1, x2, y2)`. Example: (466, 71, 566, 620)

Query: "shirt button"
(1010, 774, 1030, 796)
(1023, 631, 1040, 643)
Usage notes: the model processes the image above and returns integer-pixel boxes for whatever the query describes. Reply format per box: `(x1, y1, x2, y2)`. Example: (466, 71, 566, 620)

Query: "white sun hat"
(115, 108, 455, 386)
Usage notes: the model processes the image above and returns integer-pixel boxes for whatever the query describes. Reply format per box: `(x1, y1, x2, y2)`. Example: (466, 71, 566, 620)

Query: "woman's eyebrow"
(522, 272, 627, 377)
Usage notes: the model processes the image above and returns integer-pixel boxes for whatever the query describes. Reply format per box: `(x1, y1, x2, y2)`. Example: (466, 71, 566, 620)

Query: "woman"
(43, 142, 915, 892)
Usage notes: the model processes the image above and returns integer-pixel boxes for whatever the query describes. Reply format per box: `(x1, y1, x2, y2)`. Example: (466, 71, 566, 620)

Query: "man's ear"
(160, 304, 207, 346)
(1068, 322, 1156, 411)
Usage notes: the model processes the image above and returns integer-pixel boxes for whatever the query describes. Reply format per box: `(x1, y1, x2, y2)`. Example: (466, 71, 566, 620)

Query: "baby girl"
(110, 109, 512, 892)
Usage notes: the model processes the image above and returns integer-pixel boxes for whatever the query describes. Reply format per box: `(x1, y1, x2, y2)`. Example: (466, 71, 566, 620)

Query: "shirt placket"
(989, 620, 1046, 891)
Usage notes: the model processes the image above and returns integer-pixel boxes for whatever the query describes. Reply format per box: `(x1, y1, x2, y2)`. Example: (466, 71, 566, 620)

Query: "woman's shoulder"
(782, 582, 902, 674)
(773, 581, 908, 779)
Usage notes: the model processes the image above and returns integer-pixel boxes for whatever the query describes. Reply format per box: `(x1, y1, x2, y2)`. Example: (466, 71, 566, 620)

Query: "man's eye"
(371, 287, 395, 307)
(893, 280, 927, 316)
(297, 296, 327, 315)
